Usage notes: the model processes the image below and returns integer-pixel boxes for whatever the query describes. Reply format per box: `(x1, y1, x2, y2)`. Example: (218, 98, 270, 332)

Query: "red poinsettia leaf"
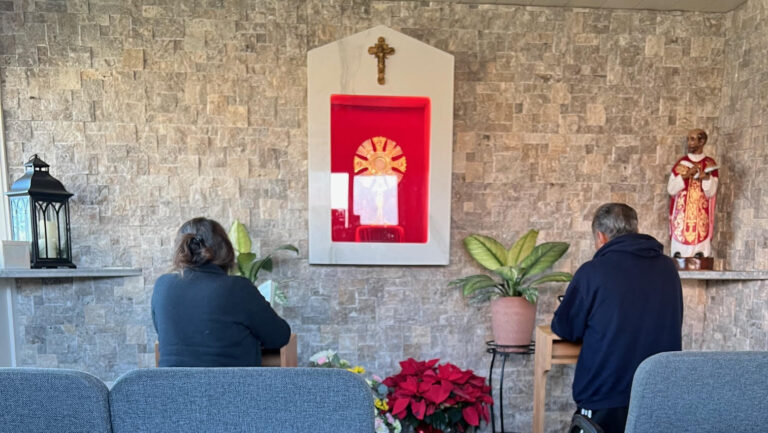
(422, 369, 437, 380)
(411, 398, 427, 420)
(439, 363, 466, 382)
(391, 397, 410, 418)
(463, 386, 481, 399)
(437, 364, 452, 378)
(423, 381, 452, 404)
(462, 405, 480, 426)
(401, 376, 419, 394)
(468, 375, 486, 387)
(418, 381, 431, 394)
(399, 358, 421, 375)
(480, 404, 490, 422)
(452, 387, 470, 400)
(425, 358, 440, 369)
(425, 403, 436, 416)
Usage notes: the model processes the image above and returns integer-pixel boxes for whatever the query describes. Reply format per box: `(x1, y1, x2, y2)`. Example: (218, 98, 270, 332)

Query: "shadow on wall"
(716, 134, 742, 268)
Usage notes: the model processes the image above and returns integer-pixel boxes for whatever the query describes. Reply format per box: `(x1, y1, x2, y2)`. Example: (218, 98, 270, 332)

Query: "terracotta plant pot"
(490, 297, 536, 351)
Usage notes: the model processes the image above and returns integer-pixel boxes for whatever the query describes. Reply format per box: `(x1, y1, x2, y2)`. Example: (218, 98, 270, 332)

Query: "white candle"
(38, 220, 59, 259)
(46, 221, 58, 258)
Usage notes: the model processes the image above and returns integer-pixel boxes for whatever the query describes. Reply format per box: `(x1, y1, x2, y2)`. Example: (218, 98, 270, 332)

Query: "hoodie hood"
(593, 233, 664, 259)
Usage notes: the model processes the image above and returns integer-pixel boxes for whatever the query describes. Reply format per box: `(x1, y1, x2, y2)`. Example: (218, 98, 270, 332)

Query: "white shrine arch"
(307, 25, 454, 265)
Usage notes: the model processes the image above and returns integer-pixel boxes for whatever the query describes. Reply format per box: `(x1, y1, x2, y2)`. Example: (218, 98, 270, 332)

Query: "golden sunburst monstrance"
(353, 136, 407, 182)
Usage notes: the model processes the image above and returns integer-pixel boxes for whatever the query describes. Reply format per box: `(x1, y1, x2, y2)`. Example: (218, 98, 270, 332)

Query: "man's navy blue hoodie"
(551, 233, 683, 409)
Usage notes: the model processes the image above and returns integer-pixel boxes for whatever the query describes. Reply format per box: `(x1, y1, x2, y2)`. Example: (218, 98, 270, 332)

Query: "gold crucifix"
(368, 37, 395, 85)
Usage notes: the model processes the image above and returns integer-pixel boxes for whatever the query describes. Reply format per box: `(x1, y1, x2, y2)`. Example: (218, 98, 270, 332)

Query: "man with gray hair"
(552, 203, 683, 433)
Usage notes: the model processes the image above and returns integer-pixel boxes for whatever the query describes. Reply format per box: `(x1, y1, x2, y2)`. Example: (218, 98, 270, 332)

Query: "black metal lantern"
(5, 155, 75, 268)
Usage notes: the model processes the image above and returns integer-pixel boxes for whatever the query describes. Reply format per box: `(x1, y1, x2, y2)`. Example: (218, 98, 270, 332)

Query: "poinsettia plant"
(383, 358, 493, 433)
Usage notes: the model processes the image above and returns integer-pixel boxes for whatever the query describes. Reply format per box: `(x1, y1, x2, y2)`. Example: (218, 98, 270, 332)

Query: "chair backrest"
(109, 367, 374, 433)
(0, 368, 112, 433)
(625, 351, 768, 433)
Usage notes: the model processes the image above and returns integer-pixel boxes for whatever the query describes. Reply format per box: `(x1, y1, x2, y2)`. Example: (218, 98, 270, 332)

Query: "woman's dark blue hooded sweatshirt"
(551, 233, 683, 409)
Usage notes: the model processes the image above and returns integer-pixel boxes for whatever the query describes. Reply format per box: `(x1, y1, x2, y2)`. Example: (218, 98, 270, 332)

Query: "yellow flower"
(374, 398, 389, 411)
(347, 366, 366, 374)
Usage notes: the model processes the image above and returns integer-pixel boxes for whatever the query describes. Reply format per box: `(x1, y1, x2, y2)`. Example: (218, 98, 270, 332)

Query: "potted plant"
(228, 220, 298, 305)
(382, 358, 493, 433)
(450, 230, 571, 348)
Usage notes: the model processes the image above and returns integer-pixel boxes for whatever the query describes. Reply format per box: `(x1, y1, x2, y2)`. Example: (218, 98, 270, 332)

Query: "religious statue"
(667, 129, 719, 269)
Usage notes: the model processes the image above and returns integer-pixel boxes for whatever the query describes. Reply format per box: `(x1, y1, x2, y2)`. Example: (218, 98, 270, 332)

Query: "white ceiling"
(414, 0, 746, 13)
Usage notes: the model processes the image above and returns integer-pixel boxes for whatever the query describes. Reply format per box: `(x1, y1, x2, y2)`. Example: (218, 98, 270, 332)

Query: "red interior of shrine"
(330, 94, 431, 243)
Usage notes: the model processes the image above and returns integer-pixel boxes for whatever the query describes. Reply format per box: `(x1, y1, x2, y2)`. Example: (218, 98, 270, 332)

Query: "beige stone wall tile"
(5, 1, 766, 431)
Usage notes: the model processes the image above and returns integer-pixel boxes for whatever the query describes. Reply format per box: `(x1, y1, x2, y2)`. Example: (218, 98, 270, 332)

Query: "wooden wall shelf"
(0, 267, 141, 279)
(678, 270, 768, 280)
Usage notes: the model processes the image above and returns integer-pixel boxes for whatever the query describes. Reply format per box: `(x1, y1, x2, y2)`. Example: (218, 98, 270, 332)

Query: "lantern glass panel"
(58, 206, 69, 259)
(35, 201, 62, 259)
(10, 196, 31, 242)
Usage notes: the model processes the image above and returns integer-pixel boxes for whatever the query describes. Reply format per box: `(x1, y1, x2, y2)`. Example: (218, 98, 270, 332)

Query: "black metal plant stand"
(486, 340, 535, 433)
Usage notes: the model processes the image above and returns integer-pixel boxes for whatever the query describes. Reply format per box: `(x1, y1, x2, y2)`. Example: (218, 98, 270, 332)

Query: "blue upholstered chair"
(567, 351, 768, 433)
(0, 368, 112, 433)
(624, 351, 768, 432)
(109, 367, 375, 433)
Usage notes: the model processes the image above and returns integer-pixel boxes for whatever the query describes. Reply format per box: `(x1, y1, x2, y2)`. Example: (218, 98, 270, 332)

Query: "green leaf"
(467, 290, 496, 304)
(526, 271, 573, 286)
(518, 242, 570, 278)
(492, 266, 519, 283)
(228, 220, 252, 254)
(464, 235, 507, 270)
(236, 252, 257, 277)
(248, 257, 271, 281)
(507, 229, 538, 266)
(245, 245, 299, 282)
(271, 244, 300, 255)
(450, 274, 500, 297)
(521, 287, 539, 304)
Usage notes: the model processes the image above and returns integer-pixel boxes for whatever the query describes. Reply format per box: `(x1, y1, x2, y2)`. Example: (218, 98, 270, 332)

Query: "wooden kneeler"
(154, 333, 298, 367)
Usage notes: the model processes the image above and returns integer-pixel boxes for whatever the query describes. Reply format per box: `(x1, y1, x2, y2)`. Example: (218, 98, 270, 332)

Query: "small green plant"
(450, 230, 572, 304)
(228, 220, 298, 304)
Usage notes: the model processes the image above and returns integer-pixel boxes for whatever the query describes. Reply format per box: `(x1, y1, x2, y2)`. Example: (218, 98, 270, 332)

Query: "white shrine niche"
(307, 25, 454, 265)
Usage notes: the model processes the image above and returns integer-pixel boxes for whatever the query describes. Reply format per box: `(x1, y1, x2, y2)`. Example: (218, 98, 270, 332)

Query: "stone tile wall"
(0, 1, 763, 431)
(702, 0, 768, 354)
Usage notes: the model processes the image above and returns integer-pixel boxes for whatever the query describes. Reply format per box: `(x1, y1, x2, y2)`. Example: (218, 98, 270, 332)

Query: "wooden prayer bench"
(154, 333, 298, 367)
(261, 333, 298, 367)
(533, 325, 581, 433)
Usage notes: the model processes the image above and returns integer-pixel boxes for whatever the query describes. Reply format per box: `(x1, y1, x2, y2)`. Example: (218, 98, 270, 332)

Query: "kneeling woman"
(152, 217, 291, 367)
